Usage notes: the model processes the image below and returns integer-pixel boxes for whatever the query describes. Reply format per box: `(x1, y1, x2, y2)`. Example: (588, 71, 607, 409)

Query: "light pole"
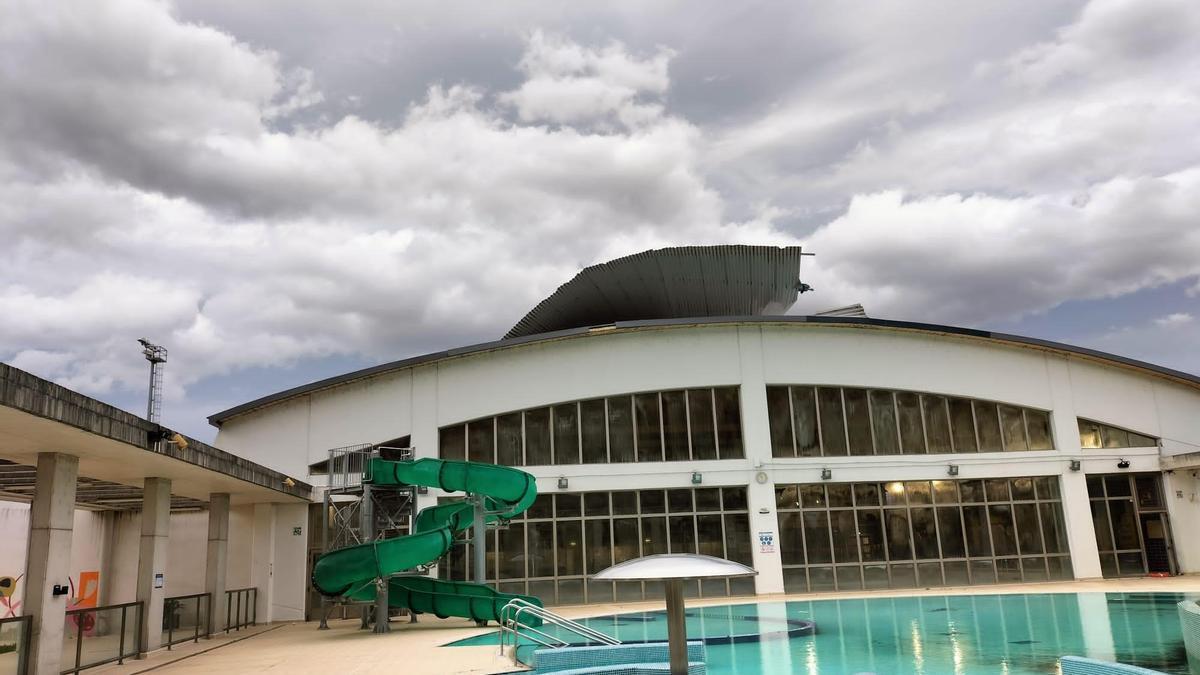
(138, 338, 167, 423)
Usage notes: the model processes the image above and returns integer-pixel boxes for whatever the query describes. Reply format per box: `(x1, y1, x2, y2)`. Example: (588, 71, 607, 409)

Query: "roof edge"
(208, 315, 1200, 427)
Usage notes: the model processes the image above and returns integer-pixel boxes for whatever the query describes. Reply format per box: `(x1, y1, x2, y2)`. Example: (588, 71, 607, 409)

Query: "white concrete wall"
(213, 322, 1200, 589)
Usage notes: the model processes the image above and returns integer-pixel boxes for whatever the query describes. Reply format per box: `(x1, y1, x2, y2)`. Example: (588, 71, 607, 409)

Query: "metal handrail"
(0, 615, 32, 675)
(164, 592, 211, 649)
(498, 598, 620, 665)
(225, 588, 257, 632)
(62, 600, 142, 673)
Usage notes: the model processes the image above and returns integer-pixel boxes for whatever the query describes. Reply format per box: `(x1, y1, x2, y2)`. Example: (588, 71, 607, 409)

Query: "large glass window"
(439, 486, 752, 604)
(1078, 419, 1158, 449)
(1087, 472, 1174, 577)
(440, 387, 745, 466)
(776, 476, 1072, 592)
(766, 386, 1055, 457)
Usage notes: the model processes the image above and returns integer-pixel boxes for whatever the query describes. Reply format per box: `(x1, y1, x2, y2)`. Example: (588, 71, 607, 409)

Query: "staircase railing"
(498, 598, 620, 665)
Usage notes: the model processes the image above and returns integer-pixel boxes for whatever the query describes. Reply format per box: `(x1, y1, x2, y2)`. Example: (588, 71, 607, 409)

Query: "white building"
(208, 245, 1200, 608)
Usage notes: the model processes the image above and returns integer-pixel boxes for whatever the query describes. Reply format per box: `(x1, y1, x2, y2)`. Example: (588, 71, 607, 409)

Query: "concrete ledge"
(1060, 656, 1167, 675)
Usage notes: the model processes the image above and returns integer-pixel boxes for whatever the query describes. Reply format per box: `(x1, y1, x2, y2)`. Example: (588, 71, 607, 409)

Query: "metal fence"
(163, 593, 210, 650)
(225, 588, 256, 632)
(61, 601, 141, 674)
(0, 615, 31, 675)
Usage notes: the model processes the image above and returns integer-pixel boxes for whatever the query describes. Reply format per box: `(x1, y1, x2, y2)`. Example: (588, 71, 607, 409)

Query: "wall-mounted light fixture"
(1069, 459, 1081, 472)
(1116, 458, 1130, 469)
(820, 468, 832, 480)
(557, 476, 569, 489)
(691, 471, 703, 485)
(416, 485, 429, 495)
(947, 464, 959, 477)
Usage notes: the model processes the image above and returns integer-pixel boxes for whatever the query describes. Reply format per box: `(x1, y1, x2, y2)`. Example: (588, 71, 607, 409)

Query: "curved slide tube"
(312, 457, 542, 623)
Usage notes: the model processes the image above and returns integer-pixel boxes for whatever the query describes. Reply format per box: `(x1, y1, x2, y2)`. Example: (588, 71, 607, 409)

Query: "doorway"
(1139, 513, 1175, 575)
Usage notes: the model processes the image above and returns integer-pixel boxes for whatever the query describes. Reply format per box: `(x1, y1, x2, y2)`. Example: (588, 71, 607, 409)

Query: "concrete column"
(205, 493, 230, 633)
(736, 326, 785, 595)
(136, 478, 171, 654)
(24, 452, 78, 675)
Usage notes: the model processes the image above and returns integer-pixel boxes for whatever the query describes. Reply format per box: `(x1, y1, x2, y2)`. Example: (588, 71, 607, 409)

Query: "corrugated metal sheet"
(504, 245, 806, 339)
(815, 303, 868, 318)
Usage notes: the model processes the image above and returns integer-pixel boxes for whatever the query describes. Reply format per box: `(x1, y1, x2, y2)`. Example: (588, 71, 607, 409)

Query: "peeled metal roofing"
(503, 245, 806, 339)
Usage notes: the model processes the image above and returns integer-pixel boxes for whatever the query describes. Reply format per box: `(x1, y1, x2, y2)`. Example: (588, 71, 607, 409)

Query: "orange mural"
(67, 571, 101, 635)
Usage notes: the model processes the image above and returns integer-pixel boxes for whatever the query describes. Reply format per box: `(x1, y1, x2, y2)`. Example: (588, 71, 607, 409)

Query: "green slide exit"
(311, 457, 543, 623)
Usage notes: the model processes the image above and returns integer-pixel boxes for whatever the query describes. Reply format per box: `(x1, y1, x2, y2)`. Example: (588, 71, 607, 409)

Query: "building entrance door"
(1139, 513, 1175, 575)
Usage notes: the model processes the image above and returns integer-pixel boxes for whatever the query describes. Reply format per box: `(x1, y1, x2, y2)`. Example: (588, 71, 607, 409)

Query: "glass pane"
(803, 512, 832, 564)
(1014, 503, 1043, 554)
(553, 403, 579, 465)
(694, 488, 721, 512)
(697, 515, 724, 558)
(897, 392, 926, 454)
(937, 507, 966, 558)
(640, 517, 667, 555)
(944, 560, 969, 585)
(830, 511, 859, 563)
(612, 491, 637, 515)
(826, 484, 853, 508)
(854, 483, 881, 506)
(863, 565, 889, 589)
(496, 413, 522, 466)
(613, 518, 640, 564)
(923, 395, 953, 453)
(1078, 419, 1103, 449)
(1091, 501, 1114, 551)
(688, 389, 717, 460)
(558, 579, 584, 605)
(1040, 503, 1067, 554)
(1048, 556, 1073, 581)
(440, 424, 465, 461)
(468, 418, 494, 464)
(615, 581, 642, 602)
(885, 509, 912, 560)
(1103, 425, 1129, 449)
(1086, 475, 1105, 497)
(800, 484, 826, 508)
(588, 581, 614, 603)
(580, 399, 607, 464)
(499, 522, 525, 578)
(817, 387, 848, 456)
(959, 480, 985, 503)
(1100, 553, 1118, 577)
(844, 388, 874, 456)
(836, 566, 863, 591)
(524, 408, 552, 465)
(722, 487, 748, 511)
(1129, 431, 1158, 448)
(996, 558, 1021, 583)
(701, 577, 727, 599)
(766, 386, 795, 458)
(883, 482, 906, 506)
(584, 492, 609, 517)
(1117, 551, 1146, 576)
(870, 390, 900, 455)
(809, 567, 836, 591)
(1011, 477, 1035, 501)
(555, 494, 581, 518)
(985, 479, 1010, 502)
(776, 485, 799, 509)
(857, 509, 887, 562)
(1022, 560, 1047, 583)
(635, 393, 663, 462)
(1035, 476, 1060, 500)
(667, 489, 693, 513)
(988, 505, 1018, 556)
(906, 481, 932, 505)
(932, 480, 958, 504)
(782, 568, 807, 594)
(890, 564, 916, 588)
(949, 398, 978, 452)
(974, 402, 1003, 452)
(527, 493, 553, 519)
(1135, 476, 1163, 509)
(668, 516, 697, 554)
(791, 387, 821, 457)
(999, 405, 1028, 451)
(1026, 410, 1053, 450)
(1105, 475, 1132, 497)
(1108, 500, 1140, 550)
(724, 514, 751, 565)
(963, 506, 992, 556)
(607, 396, 635, 463)
(970, 559, 996, 584)
(661, 391, 690, 461)
(911, 508, 939, 559)
(528, 521, 555, 576)
(639, 490, 665, 514)
(714, 387, 744, 459)
(917, 561, 943, 586)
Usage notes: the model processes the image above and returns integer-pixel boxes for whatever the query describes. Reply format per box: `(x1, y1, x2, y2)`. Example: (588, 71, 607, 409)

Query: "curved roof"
(208, 315, 1200, 426)
(505, 245, 806, 338)
(591, 553, 757, 580)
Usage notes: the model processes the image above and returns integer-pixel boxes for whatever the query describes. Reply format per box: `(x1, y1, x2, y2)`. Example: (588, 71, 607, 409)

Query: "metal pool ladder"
(498, 598, 621, 665)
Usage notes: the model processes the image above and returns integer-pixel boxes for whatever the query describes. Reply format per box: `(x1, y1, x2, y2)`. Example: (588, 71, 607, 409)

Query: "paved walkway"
(93, 576, 1200, 675)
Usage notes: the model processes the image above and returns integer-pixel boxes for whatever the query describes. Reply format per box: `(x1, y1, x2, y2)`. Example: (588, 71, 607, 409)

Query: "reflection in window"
(580, 399, 607, 464)
(1078, 419, 1157, 449)
(767, 386, 1054, 457)
(688, 390, 717, 460)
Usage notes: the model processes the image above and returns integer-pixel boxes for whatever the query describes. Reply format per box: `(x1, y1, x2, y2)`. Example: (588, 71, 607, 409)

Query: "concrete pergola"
(0, 363, 311, 674)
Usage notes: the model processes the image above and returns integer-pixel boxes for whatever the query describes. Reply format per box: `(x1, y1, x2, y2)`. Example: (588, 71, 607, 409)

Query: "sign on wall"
(758, 531, 775, 554)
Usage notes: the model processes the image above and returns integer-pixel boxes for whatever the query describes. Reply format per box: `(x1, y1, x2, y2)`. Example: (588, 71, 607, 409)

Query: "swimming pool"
(450, 592, 1199, 674)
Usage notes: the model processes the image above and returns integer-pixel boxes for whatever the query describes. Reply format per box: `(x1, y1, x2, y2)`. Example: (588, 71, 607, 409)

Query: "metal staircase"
(498, 598, 620, 665)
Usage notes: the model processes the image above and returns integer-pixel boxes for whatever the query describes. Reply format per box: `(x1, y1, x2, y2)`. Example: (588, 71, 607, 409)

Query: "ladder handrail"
(502, 599, 620, 645)
(498, 598, 621, 665)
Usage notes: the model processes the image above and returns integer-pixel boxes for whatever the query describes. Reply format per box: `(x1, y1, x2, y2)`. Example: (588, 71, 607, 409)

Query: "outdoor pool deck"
(88, 576, 1200, 675)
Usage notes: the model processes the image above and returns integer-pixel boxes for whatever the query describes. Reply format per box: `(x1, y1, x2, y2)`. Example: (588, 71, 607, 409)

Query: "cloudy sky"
(2, 0, 1198, 441)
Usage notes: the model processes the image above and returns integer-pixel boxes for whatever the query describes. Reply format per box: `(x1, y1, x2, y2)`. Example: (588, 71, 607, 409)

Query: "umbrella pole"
(664, 578, 687, 675)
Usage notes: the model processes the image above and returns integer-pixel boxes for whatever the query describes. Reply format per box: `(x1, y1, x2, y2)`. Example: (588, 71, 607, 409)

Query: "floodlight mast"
(138, 338, 167, 423)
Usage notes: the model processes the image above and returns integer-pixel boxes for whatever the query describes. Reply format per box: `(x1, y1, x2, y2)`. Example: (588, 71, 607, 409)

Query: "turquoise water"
(451, 592, 1199, 674)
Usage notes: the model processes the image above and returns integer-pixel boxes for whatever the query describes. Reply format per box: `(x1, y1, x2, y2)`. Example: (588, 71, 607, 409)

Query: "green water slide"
(311, 457, 543, 623)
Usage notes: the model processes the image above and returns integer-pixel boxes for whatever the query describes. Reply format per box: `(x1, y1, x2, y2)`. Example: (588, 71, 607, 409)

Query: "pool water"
(450, 592, 1199, 674)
